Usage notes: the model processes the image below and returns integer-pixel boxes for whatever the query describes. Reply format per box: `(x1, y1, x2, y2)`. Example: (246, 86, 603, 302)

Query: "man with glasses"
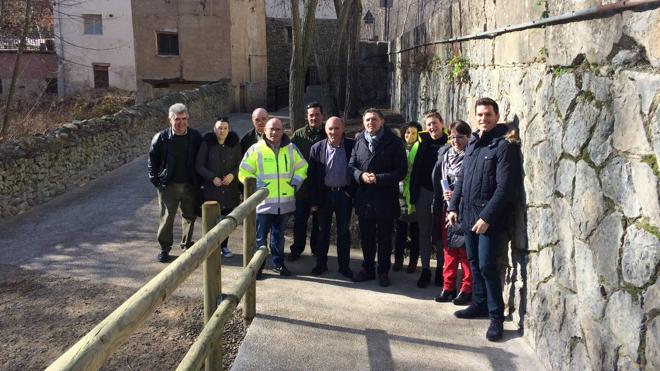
(148, 103, 202, 263)
(288, 102, 327, 261)
(349, 108, 407, 287)
(447, 98, 522, 341)
(241, 107, 269, 154)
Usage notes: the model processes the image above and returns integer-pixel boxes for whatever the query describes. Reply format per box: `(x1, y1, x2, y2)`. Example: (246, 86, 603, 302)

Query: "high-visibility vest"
(239, 139, 308, 214)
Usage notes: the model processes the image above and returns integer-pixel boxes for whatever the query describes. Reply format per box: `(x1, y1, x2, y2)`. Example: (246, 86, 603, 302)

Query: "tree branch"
(0, 0, 32, 140)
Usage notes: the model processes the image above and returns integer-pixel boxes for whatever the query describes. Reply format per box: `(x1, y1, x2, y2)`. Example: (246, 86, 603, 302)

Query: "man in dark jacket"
(349, 108, 407, 287)
(240, 107, 268, 154)
(308, 116, 355, 278)
(288, 102, 326, 261)
(148, 103, 202, 263)
(448, 98, 522, 341)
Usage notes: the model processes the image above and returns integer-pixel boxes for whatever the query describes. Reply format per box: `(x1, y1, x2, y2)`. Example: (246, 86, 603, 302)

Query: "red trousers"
(439, 211, 472, 293)
(443, 247, 472, 293)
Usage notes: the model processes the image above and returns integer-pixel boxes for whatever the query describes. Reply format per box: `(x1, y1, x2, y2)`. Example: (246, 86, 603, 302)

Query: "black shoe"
(378, 273, 391, 287)
(406, 260, 417, 273)
(158, 251, 170, 263)
(434, 267, 443, 287)
(434, 290, 457, 302)
(453, 291, 472, 306)
(273, 265, 292, 276)
(454, 304, 489, 319)
(392, 257, 403, 272)
(287, 252, 301, 262)
(417, 268, 431, 288)
(256, 262, 265, 280)
(311, 264, 328, 276)
(486, 318, 504, 341)
(338, 266, 353, 278)
(352, 268, 375, 282)
(179, 241, 195, 250)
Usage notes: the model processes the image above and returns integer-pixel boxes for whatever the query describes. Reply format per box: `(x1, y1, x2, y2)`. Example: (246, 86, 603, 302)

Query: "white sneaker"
(221, 248, 233, 258)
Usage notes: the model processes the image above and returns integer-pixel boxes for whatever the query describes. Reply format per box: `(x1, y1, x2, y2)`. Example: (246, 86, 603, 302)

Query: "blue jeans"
(256, 213, 291, 267)
(464, 229, 504, 320)
(316, 190, 352, 268)
(290, 198, 319, 256)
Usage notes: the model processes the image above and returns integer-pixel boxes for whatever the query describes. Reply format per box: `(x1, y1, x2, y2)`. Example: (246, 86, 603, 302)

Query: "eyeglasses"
(449, 135, 467, 140)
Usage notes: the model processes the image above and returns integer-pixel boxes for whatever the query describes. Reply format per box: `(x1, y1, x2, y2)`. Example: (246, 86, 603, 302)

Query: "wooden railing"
(47, 179, 266, 371)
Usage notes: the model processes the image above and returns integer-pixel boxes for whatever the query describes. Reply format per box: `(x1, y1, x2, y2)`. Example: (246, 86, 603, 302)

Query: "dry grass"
(0, 89, 135, 144)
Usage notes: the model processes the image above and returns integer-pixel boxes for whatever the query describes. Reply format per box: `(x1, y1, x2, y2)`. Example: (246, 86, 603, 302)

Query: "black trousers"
(358, 215, 395, 274)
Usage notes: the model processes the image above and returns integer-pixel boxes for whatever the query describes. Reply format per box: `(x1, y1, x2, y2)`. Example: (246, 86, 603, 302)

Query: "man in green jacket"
(288, 102, 327, 261)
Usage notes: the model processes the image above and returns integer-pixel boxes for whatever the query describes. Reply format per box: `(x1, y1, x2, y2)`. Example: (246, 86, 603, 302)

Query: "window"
(93, 64, 109, 89)
(285, 26, 292, 44)
(157, 32, 179, 56)
(83, 14, 103, 35)
(45, 78, 58, 93)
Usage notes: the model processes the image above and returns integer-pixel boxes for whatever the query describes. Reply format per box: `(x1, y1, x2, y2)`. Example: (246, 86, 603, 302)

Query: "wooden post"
(202, 201, 222, 371)
(243, 178, 257, 325)
(46, 188, 268, 371)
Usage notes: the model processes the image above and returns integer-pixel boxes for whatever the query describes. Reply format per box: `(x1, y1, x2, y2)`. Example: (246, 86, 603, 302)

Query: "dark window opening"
(157, 33, 179, 56)
(285, 26, 292, 44)
(153, 82, 170, 88)
(45, 78, 57, 93)
(93, 64, 109, 89)
(0, 78, 3, 94)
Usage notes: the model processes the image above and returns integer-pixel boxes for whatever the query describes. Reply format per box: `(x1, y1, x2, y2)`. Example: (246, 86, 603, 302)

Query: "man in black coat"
(447, 97, 522, 341)
(148, 103, 202, 263)
(240, 107, 268, 154)
(349, 108, 407, 287)
(308, 117, 355, 278)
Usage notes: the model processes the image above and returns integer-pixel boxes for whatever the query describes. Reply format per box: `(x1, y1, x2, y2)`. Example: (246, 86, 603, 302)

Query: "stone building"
(54, 0, 137, 94)
(131, 0, 267, 110)
(390, 1, 660, 370)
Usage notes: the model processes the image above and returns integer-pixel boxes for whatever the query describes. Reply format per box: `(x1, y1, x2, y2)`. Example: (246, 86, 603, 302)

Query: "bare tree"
(0, 0, 32, 140)
(343, 0, 362, 118)
(288, 0, 319, 131)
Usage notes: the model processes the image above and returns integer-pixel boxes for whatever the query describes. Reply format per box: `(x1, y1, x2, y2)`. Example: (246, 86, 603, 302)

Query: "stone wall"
(0, 80, 233, 219)
(266, 17, 338, 110)
(390, 1, 659, 370)
(359, 41, 389, 107)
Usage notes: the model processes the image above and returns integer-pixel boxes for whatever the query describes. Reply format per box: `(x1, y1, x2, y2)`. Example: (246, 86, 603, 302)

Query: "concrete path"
(0, 111, 544, 370)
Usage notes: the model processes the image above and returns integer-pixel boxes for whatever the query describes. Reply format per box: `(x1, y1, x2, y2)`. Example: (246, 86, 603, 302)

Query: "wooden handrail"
(177, 246, 268, 370)
(46, 181, 267, 371)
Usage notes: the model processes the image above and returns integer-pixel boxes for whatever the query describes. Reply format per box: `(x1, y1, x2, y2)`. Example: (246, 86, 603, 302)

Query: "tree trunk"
(343, 0, 362, 119)
(0, 0, 31, 141)
(332, 2, 351, 112)
(288, 0, 319, 132)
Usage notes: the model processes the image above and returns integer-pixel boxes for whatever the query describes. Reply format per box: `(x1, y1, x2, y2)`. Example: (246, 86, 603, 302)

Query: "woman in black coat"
(195, 117, 242, 258)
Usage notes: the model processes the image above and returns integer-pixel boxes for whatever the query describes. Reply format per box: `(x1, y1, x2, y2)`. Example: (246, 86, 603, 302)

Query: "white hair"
(169, 103, 188, 120)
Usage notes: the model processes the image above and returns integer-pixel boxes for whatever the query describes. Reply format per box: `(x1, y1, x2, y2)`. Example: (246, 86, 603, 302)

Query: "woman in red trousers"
(432, 120, 473, 305)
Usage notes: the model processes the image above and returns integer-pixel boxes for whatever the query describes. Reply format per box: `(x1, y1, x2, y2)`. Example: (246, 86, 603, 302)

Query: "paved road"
(0, 109, 544, 370)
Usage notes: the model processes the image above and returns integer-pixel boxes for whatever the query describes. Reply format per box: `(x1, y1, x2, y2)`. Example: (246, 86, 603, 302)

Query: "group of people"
(147, 97, 521, 341)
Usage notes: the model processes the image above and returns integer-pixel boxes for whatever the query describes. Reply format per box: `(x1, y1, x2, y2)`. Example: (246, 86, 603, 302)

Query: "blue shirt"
(324, 140, 350, 188)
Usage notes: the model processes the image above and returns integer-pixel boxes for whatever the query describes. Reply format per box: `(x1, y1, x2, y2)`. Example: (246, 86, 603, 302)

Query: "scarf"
(364, 127, 384, 153)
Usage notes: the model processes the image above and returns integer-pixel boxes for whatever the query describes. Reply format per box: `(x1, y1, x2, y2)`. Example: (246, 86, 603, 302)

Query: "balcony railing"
(0, 37, 55, 51)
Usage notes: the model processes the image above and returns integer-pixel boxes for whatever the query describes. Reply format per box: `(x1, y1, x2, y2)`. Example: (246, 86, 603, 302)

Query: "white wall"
(54, 0, 136, 93)
(265, 0, 337, 19)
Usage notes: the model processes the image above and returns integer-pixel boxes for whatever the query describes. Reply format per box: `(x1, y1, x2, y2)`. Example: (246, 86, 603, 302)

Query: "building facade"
(131, 0, 267, 110)
(54, 0, 137, 94)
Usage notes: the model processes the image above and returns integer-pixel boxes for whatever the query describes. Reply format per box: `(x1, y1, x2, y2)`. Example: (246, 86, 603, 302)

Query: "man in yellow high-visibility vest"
(239, 118, 308, 277)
